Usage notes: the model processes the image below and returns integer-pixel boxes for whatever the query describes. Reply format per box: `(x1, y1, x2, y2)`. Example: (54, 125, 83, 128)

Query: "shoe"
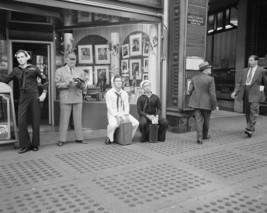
(105, 137, 111, 145)
(57, 141, 65, 146)
(32, 146, 39, 151)
(203, 135, 210, 140)
(244, 129, 252, 137)
(196, 139, 203, 144)
(18, 147, 31, 154)
(75, 140, 87, 144)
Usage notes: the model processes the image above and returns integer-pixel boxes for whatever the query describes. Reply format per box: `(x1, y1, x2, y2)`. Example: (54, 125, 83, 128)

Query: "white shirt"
(105, 88, 129, 117)
(246, 65, 257, 85)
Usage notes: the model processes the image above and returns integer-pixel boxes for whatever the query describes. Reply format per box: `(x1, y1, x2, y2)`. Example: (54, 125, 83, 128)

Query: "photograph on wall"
(76, 66, 93, 86)
(143, 73, 149, 81)
(122, 44, 129, 58)
(143, 58, 149, 73)
(143, 41, 150, 56)
(95, 44, 110, 64)
(129, 33, 142, 56)
(94, 65, 109, 91)
(121, 60, 129, 77)
(78, 45, 93, 64)
(130, 59, 142, 80)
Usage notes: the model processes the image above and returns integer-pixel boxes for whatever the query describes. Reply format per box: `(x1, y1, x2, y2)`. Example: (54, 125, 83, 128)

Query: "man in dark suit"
(231, 55, 267, 137)
(188, 61, 218, 144)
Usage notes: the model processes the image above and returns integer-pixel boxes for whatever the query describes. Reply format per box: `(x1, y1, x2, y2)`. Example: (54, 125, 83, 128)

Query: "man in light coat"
(231, 55, 267, 137)
(188, 61, 218, 144)
(55, 52, 87, 146)
(105, 75, 139, 144)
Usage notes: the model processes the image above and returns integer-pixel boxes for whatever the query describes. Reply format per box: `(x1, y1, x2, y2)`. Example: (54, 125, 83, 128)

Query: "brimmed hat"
(140, 80, 151, 88)
(199, 61, 212, 71)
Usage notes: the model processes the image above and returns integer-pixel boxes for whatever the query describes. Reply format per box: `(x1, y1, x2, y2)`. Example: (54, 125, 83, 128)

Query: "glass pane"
(217, 11, 223, 30)
(230, 7, 238, 26)
(208, 14, 214, 33)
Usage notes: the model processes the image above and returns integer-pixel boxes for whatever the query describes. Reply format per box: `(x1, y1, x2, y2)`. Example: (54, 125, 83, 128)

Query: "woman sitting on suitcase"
(105, 75, 139, 144)
(137, 80, 168, 142)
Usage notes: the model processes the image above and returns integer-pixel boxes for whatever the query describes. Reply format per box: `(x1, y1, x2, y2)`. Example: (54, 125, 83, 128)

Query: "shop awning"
(10, 0, 163, 22)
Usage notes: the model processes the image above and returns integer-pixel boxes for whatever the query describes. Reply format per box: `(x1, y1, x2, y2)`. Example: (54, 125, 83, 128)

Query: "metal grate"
(181, 150, 267, 178)
(0, 183, 109, 213)
(234, 141, 267, 157)
(187, 192, 267, 213)
(93, 163, 212, 208)
(55, 146, 152, 174)
(0, 159, 64, 192)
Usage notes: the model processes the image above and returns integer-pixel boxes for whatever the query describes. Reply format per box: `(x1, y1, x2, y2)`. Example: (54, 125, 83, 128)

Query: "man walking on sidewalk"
(231, 55, 267, 137)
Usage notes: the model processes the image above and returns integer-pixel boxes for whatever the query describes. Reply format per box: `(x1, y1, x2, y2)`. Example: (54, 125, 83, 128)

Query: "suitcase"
(114, 122, 132, 145)
(149, 124, 159, 143)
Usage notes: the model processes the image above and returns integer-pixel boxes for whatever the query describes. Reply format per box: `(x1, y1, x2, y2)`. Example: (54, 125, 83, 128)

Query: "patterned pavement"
(0, 111, 266, 213)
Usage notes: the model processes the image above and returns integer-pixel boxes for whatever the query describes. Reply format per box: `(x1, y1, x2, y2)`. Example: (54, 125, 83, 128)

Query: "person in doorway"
(54, 52, 87, 146)
(137, 80, 168, 142)
(188, 61, 218, 144)
(231, 55, 267, 137)
(0, 50, 48, 153)
(105, 75, 139, 144)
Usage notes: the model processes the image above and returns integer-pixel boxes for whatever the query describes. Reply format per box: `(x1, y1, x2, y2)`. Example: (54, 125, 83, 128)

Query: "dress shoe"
(57, 141, 65, 147)
(203, 135, 210, 140)
(105, 137, 112, 145)
(196, 139, 203, 144)
(75, 140, 88, 144)
(18, 147, 31, 154)
(32, 146, 39, 151)
(244, 129, 252, 137)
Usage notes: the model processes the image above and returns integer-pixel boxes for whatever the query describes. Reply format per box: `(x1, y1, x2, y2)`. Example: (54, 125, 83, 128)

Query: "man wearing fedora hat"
(137, 80, 168, 142)
(188, 61, 218, 144)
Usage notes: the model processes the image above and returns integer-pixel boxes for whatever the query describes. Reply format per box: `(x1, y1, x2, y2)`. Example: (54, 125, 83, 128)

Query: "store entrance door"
(10, 41, 53, 125)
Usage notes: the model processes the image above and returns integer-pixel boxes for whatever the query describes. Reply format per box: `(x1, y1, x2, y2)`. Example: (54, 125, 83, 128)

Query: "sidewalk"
(0, 110, 267, 213)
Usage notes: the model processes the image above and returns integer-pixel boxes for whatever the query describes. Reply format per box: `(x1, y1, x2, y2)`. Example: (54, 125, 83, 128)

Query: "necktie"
(115, 92, 122, 112)
(246, 68, 253, 84)
(21, 69, 26, 91)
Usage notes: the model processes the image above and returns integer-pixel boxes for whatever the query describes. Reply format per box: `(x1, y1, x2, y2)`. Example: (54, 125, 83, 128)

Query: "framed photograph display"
(143, 41, 149, 56)
(95, 44, 110, 64)
(130, 59, 142, 80)
(143, 73, 149, 80)
(121, 60, 129, 77)
(129, 33, 142, 56)
(78, 45, 93, 64)
(143, 58, 149, 73)
(94, 65, 109, 85)
(122, 44, 129, 58)
(76, 66, 93, 86)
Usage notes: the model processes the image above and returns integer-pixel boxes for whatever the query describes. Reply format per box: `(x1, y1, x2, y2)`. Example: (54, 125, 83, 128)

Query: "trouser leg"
(59, 104, 72, 142)
(128, 114, 139, 138)
(107, 115, 119, 142)
(202, 110, 211, 137)
(30, 94, 41, 147)
(246, 102, 259, 131)
(18, 94, 31, 148)
(194, 109, 204, 139)
(72, 103, 83, 140)
(158, 117, 168, 142)
(139, 116, 149, 141)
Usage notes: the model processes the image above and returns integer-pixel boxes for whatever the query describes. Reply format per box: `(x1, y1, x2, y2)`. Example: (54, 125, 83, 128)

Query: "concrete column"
(234, 0, 248, 112)
(110, 32, 120, 87)
(148, 24, 159, 95)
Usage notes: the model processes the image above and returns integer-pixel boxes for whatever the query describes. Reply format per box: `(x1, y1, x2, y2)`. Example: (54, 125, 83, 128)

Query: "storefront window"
(55, 11, 159, 104)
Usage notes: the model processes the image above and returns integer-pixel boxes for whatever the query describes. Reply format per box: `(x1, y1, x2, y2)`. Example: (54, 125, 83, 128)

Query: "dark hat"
(198, 61, 212, 71)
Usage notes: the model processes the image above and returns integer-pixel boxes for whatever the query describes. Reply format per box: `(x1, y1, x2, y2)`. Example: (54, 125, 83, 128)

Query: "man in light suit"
(188, 61, 218, 144)
(231, 55, 267, 137)
(55, 52, 87, 146)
